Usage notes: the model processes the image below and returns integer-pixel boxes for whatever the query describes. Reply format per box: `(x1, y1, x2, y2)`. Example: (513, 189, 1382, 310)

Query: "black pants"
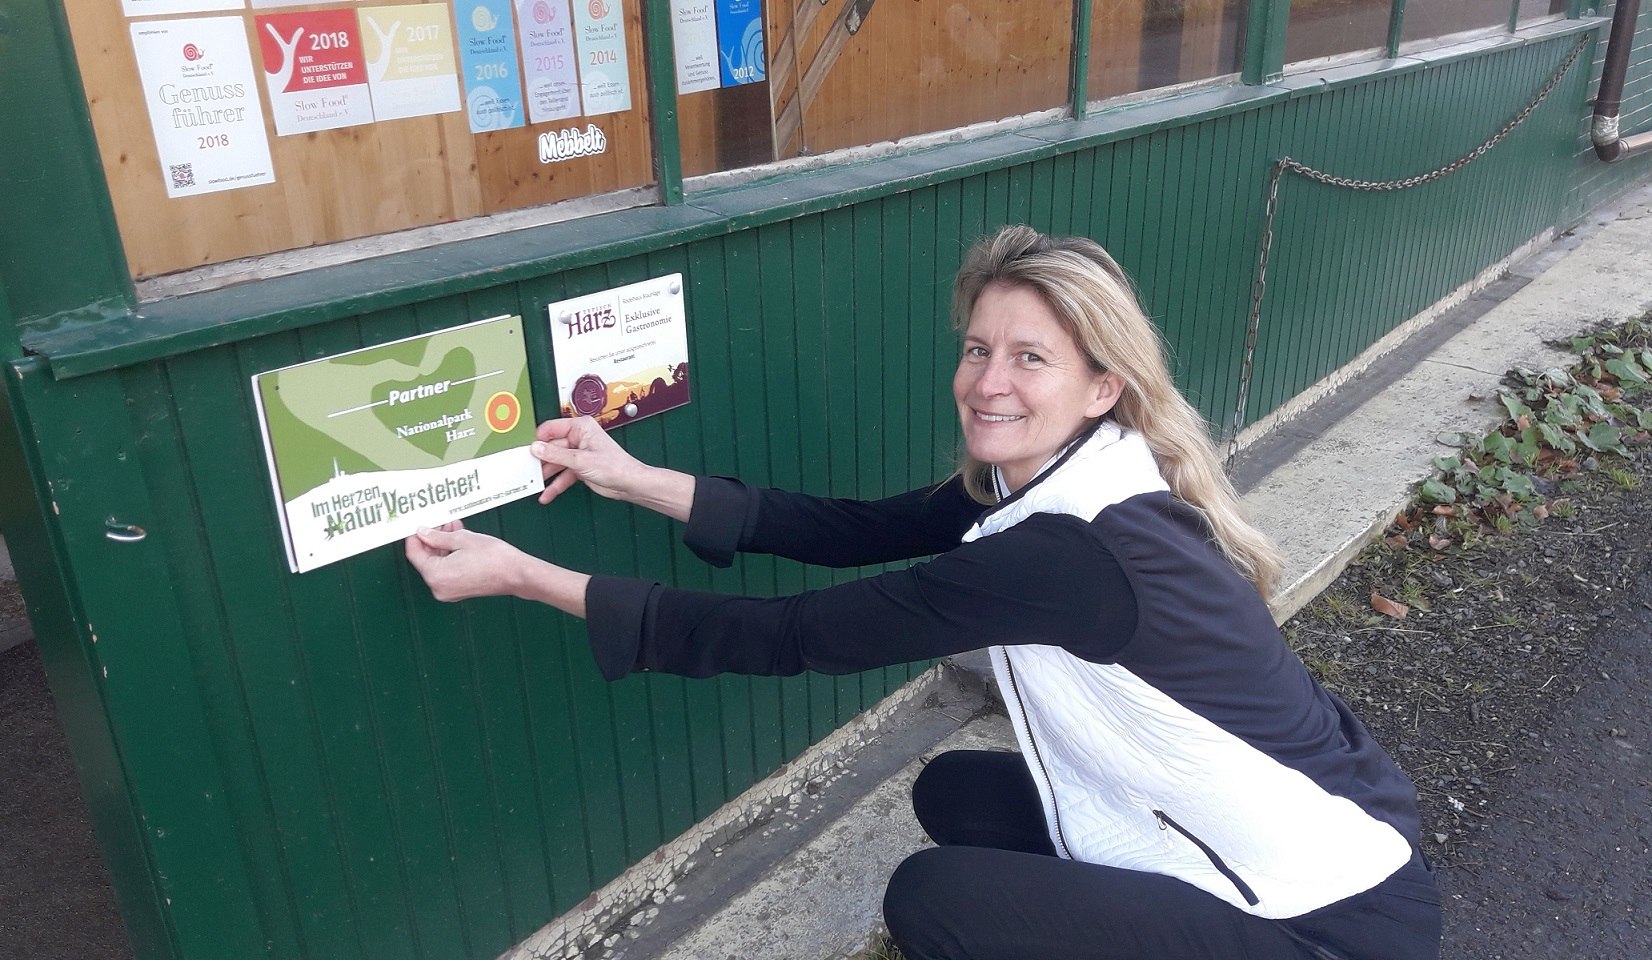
(883, 750, 1442, 960)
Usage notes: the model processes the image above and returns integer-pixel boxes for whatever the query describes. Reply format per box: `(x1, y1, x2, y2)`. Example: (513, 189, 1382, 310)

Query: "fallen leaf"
(1431, 505, 1457, 517)
(1533, 504, 1550, 520)
(1428, 535, 1452, 551)
(1386, 534, 1410, 549)
(1371, 593, 1410, 619)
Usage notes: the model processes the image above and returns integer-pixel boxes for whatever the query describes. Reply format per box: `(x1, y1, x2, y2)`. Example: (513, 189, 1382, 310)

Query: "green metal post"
(1071, 0, 1095, 119)
(1243, 0, 1292, 83)
(642, 0, 685, 204)
(0, 0, 133, 326)
(0, 275, 20, 363)
(1389, 0, 1408, 56)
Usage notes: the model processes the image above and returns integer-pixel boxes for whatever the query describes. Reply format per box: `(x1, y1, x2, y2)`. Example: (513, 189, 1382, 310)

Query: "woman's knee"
(910, 753, 970, 836)
(882, 848, 956, 959)
(911, 751, 1054, 855)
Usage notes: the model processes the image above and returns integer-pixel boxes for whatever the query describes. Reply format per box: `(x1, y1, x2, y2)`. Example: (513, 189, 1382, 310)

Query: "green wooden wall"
(2, 19, 1646, 960)
(1564, 1, 1652, 221)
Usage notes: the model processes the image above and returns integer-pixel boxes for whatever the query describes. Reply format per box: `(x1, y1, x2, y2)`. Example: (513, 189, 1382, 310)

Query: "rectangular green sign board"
(253, 314, 542, 572)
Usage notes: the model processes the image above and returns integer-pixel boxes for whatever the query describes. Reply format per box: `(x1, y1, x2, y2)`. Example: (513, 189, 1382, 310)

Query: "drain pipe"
(1594, 0, 1652, 161)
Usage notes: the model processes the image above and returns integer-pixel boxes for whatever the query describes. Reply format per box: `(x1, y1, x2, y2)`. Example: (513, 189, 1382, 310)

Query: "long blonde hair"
(952, 225, 1284, 601)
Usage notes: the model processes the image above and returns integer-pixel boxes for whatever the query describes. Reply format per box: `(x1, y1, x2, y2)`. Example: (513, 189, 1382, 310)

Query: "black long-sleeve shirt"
(582, 475, 1139, 680)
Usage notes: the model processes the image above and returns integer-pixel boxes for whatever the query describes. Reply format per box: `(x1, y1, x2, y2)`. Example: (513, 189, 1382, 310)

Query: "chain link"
(1225, 36, 1589, 466)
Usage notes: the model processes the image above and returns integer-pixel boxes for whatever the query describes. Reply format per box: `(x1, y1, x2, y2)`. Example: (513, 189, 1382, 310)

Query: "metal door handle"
(105, 519, 147, 543)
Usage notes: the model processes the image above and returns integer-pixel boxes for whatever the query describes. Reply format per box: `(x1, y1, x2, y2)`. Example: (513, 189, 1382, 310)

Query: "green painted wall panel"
(1564, 8, 1652, 222)
(0, 0, 129, 324)
(0, 356, 175, 960)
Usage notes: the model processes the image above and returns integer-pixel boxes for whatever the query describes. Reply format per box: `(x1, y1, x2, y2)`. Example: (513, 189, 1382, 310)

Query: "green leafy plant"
(1399, 315, 1652, 551)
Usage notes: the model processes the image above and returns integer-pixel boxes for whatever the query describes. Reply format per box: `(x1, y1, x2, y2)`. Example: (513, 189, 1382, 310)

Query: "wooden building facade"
(2, 1, 1650, 958)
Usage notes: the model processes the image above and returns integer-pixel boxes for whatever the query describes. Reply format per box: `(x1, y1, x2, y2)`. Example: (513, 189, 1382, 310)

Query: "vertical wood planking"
(284, 315, 435, 959)
(850, 201, 884, 711)
(879, 190, 914, 692)
(1187, 119, 1229, 417)
(817, 204, 867, 722)
(782, 214, 844, 744)
(119, 361, 306, 960)
(934, 177, 968, 473)
(751, 223, 812, 760)
(178, 340, 370, 960)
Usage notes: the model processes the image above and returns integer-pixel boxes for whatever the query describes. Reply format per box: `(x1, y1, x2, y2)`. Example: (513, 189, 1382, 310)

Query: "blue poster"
(456, 0, 525, 132)
(715, 0, 764, 87)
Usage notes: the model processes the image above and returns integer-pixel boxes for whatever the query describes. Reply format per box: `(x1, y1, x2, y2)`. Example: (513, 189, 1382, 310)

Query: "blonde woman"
(407, 226, 1440, 959)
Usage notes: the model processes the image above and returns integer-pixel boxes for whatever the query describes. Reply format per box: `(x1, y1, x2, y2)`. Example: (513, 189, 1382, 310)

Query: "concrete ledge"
(1244, 181, 1652, 628)
(1269, 501, 1409, 626)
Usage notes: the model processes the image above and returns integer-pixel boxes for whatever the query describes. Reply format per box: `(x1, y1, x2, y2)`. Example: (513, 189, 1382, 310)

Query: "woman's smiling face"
(953, 283, 1123, 492)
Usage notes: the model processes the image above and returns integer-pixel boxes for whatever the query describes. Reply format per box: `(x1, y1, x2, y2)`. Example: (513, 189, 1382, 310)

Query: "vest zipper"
(1153, 809, 1261, 906)
(995, 647, 1074, 859)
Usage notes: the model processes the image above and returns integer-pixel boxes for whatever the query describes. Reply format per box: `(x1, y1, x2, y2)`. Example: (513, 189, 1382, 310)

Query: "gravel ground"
(0, 619, 132, 960)
(1287, 448, 1652, 959)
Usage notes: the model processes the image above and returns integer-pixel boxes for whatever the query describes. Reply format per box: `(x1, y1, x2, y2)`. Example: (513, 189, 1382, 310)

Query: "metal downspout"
(1593, 0, 1652, 161)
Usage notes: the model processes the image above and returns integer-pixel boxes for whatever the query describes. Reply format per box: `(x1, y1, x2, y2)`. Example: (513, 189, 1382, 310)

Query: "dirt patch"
(1284, 456, 1647, 860)
(1, 577, 25, 626)
(1284, 321, 1652, 958)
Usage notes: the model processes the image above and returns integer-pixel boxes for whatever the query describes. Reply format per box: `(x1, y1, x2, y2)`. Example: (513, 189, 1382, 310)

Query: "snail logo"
(588, 0, 608, 19)
(182, 43, 203, 61)
(471, 4, 498, 31)
(485, 391, 522, 433)
(533, 0, 554, 24)
(723, 19, 765, 83)
(468, 89, 515, 131)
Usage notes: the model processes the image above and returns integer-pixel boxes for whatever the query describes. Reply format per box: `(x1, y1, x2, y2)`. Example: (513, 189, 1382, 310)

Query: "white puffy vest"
(963, 423, 1412, 919)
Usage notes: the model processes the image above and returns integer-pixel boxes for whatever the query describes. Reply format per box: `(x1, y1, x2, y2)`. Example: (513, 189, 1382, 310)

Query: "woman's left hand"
(404, 521, 527, 602)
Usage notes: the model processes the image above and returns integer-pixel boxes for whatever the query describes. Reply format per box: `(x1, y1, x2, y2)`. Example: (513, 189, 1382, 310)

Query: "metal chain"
(1225, 36, 1589, 466)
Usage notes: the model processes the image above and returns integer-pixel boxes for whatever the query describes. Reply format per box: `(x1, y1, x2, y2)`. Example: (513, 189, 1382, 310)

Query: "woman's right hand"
(530, 417, 696, 522)
(532, 417, 643, 504)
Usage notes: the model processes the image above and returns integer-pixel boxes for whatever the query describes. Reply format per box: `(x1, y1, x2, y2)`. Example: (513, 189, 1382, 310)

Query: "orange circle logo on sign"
(485, 391, 522, 433)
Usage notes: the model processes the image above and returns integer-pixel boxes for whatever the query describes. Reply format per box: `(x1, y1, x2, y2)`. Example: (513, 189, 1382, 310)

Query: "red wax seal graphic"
(571, 374, 607, 416)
